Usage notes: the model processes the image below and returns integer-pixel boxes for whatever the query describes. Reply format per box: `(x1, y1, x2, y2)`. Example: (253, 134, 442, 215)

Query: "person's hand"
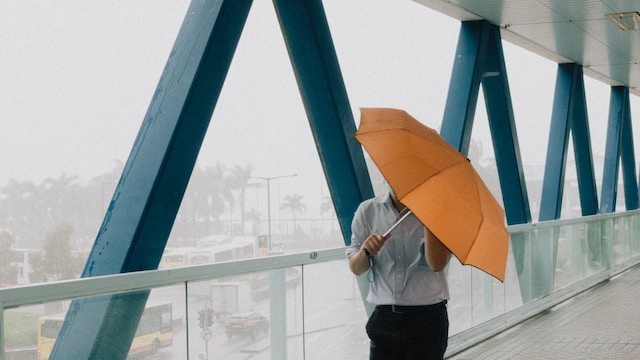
(362, 232, 388, 256)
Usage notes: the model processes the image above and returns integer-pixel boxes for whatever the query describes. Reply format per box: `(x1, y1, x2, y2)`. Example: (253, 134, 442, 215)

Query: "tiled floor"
(448, 265, 640, 359)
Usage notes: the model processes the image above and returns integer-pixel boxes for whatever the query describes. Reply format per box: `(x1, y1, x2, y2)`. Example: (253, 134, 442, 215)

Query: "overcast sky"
(1, 1, 639, 213)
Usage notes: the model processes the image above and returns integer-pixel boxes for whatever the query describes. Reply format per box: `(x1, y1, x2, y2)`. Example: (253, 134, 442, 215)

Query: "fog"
(1, 0, 639, 283)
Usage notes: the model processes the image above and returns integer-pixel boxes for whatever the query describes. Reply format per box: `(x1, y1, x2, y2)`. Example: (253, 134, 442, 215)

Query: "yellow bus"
(159, 247, 196, 269)
(38, 302, 173, 359)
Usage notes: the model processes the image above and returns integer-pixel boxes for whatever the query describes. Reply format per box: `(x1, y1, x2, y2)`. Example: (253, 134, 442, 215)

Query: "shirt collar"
(374, 191, 395, 206)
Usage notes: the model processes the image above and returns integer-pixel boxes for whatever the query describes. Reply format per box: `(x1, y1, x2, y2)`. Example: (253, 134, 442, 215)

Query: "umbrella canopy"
(355, 108, 509, 281)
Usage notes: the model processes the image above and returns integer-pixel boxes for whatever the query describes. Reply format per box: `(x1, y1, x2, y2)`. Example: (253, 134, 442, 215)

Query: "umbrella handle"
(383, 208, 413, 237)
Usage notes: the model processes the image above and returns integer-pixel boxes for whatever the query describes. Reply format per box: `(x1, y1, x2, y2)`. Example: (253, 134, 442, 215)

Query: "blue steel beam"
(273, 0, 374, 244)
(570, 66, 599, 216)
(540, 63, 598, 221)
(536, 63, 599, 300)
(481, 23, 531, 226)
(539, 64, 573, 220)
(442, 20, 531, 301)
(601, 86, 638, 212)
(51, 1, 253, 358)
(440, 21, 487, 155)
(620, 91, 638, 210)
(442, 21, 530, 225)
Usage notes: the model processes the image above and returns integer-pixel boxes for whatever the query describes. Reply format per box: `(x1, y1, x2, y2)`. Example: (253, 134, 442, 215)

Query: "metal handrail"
(0, 247, 346, 309)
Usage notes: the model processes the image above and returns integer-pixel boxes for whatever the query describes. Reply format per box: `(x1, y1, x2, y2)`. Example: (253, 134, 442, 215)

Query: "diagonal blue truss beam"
(442, 20, 534, 300)
(273, 0, 375, 319)
(539, 63, 598, 221)
(534, 63, 599, 300)
(441, 20, 530, 226)
(273, 0, 374, 244)
(601, 86, 638, 213)
(52, 0, 377, 357)
(51, 1, 253, 358)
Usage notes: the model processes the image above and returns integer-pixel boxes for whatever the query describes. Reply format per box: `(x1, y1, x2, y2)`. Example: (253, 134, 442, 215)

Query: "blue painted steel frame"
(539, 63, 598, 221)
(273, 0, 374, 245)
(601, 86, 638, 213)
(441, 21, 530, 226)
(51, 1, 253, 358)
(534, 63, 599, 300)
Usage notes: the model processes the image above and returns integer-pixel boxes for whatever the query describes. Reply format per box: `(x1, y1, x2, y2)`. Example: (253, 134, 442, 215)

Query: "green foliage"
(4, 311, 38, 348)
(32, 223, 82, 281)
(0, 231, 18, 285)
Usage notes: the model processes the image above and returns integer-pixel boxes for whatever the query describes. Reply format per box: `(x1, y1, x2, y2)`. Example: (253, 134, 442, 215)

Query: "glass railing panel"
(447, 260, 472, 335)
(3, 285, 186, 360)
(470, 269, 504, 327)
(612, 215, 635, 265)
(4, 302, 64, 360)
(448, 235, 523, 334)
(553, 222, 604, 290)
(143, 285, 187, 359)
(632, 215, 640, 257)
(186, 267, 304, 360)
(300, 259, 368, 360)
(504, 239, 525, 313)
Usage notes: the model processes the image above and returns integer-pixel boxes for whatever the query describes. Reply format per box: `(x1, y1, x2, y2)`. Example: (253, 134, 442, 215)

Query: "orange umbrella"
(355, 108, 509, 281)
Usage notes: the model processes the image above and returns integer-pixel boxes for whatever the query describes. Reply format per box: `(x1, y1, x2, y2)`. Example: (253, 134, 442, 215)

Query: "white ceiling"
(415, 0, 640, 96)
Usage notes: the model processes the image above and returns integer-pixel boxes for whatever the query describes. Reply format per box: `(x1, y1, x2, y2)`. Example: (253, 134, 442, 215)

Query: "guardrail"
(2, 211, 640, 359)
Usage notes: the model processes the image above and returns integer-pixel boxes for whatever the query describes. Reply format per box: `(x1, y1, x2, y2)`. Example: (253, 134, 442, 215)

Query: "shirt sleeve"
(345, 202, 368, 258)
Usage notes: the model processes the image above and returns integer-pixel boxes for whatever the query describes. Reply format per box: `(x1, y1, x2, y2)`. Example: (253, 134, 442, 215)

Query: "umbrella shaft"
(383, 209, 413, 237)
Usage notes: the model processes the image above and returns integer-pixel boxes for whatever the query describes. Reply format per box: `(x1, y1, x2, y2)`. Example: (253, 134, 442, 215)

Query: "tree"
(204, 163, 234, 230)
(280, 193, 306, 236)
(0, 179, 47, 247)
(227, 164, 253, 234)
(0, 231, 18, 286)
(43, 173, 79, 220)
(320, 196, 336, 233)
(33, 223, 82, 281)
(245, 208, 262, 235)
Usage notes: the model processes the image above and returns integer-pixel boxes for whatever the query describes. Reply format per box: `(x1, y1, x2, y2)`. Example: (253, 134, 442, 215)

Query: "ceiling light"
(607, 11, 640, 31)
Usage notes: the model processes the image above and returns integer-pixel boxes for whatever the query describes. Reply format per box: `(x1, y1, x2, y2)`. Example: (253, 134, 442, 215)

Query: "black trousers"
(366, 302, 449, 360)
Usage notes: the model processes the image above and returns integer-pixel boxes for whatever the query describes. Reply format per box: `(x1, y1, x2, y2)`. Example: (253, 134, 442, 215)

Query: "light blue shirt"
(346, 192, 449, 305)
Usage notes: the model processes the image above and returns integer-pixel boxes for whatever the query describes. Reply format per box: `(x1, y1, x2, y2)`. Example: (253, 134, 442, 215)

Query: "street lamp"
(246, 173, 298, 252)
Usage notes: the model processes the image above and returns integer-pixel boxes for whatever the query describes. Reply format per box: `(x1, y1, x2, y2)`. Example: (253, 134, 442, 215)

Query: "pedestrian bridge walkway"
(449, 264, 640, 359)
(2, 210, 640, 359)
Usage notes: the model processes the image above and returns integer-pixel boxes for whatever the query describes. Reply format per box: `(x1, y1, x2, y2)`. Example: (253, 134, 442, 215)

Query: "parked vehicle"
(224, 311, 269, 339)
(211, 281, 252, 320)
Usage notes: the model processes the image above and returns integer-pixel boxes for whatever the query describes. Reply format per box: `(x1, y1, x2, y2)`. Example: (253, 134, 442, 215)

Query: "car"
(224, 311, 270, 338)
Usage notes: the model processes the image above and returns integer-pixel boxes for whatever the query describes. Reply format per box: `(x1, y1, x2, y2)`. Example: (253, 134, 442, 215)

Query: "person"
(346, 185, 451, 360)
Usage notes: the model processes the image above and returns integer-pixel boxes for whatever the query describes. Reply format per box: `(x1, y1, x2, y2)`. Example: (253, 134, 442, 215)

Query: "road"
(146, 261, 369, 360)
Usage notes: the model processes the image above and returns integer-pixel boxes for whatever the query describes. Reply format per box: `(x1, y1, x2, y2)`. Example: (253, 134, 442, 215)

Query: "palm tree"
(227, 164, 253, 234)
(42, 173, 80, 228)
(320, 196, 334, 216)
(244, 208, 261, 235)
(204, 163, 234, 232)
(320, 196, 336, 233)
(280, 193, 306, 236)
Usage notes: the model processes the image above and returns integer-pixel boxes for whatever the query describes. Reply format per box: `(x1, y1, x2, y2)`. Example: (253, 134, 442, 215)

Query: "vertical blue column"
(51, 1, 253, 359)
(273, 0, 374, 244)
